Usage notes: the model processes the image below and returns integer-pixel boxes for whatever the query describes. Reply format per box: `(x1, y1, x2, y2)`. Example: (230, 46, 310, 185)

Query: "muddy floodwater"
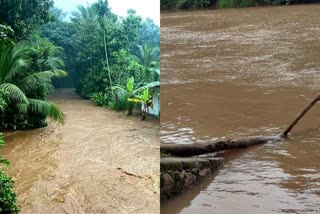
(0, 89, 160, 214)
(161, 4, 320, 214)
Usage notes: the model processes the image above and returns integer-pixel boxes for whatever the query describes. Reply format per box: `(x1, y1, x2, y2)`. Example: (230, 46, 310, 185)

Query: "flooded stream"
(0, 89, 160, 214)
(161, 4, 320, 214)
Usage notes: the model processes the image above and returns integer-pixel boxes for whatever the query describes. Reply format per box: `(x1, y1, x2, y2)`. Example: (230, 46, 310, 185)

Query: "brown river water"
(161, 4, 320, 214)
(0, 89, 160, 214)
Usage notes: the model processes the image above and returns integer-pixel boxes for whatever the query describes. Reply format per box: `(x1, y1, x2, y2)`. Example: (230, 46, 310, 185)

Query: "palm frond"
(44, 57, 65, 69)
(0, 83, 28, 104)
(132, 82, 160, 95)
(0, 41, 12, 81)
(2, 41, 33, 82)
(18, 71, 55, 93)
(28, 99, 65, 123)
(52, 69, 68, 78)
(16, 103, 28, 114)
(4, 58, 30, 82)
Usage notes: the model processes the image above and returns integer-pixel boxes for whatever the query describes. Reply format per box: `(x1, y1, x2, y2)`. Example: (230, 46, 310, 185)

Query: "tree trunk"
(103, 29, 119, 104)
(282, 94, 320, 137)
(104, 29, 112, 89)
(141, 103, 147, 120)
(160, 136, 280, 157)
(161, 94, 320, 157)
(127, 104, 133, 116)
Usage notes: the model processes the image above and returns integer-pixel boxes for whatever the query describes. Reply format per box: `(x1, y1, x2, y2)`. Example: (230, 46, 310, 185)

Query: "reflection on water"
(0, 89, 160, 214)
(161, 4, 320, 214)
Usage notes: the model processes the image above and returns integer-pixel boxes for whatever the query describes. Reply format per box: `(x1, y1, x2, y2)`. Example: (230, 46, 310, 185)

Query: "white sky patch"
(53, 0, 160, 25)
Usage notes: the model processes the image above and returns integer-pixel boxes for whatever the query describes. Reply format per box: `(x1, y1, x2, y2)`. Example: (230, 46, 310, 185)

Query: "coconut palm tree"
(95, 0, 113, 89)
(70, 4, 98, 23)
(71, 1, 114, 90)
(0, 41, 66, 123)
(134, 44, 160, 82)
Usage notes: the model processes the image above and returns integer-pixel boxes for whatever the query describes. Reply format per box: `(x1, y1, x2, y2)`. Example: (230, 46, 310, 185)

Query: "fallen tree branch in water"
(161, 94, 320, 157)
(282, 94, 320, 137)
(160, 136, 280, 157)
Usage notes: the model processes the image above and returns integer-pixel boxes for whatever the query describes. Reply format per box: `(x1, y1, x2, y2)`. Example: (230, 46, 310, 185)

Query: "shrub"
(217, 0, 292, 8)
(218, 0, 257, 8)
(108, 91, 129, 111)
(0, 133, 19, 213)
(90, 92, 109, 106)
(161, 0, 212, 9)
(177, 0, 212, 8)
(76, 63, 110, 99)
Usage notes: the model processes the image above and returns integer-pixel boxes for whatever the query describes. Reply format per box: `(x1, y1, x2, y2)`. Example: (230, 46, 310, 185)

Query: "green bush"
(90, 92, 109, 106)
(0, 133, 19, 214)
(161, 0, 211, 9)
(108, 91, 129, 111)
(161, 0, 297, 9)
(178, 0, 212, 8)
(160, 0, 177, 9)
(217, 0, 256, 7)
(217, 0, 291, 8)
(76, 63, 110, 99)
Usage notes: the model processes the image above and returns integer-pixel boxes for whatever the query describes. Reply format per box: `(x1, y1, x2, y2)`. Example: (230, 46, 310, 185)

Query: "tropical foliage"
(91, 92, 109, 107)
(113, 77, 159, 117)
(0, 1, 160, 212)
(161, 0, 316, 9)
(0, 40, 66, 130)
(41, 0, 160, 115)
(160, 0, 211, 9)
(0, 133, 19, 213)
(128, 88, 153, 120)
(0, 0, 54, 40)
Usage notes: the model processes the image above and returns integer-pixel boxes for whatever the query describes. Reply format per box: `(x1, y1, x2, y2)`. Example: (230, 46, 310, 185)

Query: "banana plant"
(128, 88, 153, 120)
(112, 76, 159, 116)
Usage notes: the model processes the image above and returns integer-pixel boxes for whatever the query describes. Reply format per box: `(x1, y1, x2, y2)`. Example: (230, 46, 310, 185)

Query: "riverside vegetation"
(0, 0, 159, 212)
(160, 0, 319, 9)
(41, 3, 160, 115)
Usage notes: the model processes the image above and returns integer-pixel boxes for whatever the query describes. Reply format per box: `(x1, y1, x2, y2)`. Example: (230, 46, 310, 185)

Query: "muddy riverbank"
(161, 4, 320, 214)
(0, 89, 160, 214)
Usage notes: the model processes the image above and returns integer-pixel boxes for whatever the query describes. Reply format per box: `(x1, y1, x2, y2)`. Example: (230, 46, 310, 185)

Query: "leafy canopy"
(0, 40, 66, 123)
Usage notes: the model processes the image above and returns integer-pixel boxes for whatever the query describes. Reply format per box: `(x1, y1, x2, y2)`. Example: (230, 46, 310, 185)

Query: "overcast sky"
(54, 0, 160, 25)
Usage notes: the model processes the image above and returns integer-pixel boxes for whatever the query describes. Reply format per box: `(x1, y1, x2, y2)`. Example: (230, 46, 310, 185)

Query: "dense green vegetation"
(0, 0, 159, 211)
(0, 81, 18, 213)
(112, 77, 159, 116)
(0, 0, 160, 128)
(0, 130, 18, 213)
(0, 0, 66, 130)
(0, 0, 54, 40)
(0, 40, 66, 130)
(161, 0, 212, 9)
(41, 0, 160, 114)
(0, 2, 66, 210)
(160, 0, 319, 9)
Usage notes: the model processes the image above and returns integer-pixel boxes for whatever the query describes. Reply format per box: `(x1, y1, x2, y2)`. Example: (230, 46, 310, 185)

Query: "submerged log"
(161, 94, 320, 157)
(161, 136, 280, 157)
(282, 94, 320, 137)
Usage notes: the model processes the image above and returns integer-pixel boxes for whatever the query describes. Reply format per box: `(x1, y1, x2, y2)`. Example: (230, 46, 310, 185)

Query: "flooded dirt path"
(161, 4, 320, 214)
(0, 89, 160, 214)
